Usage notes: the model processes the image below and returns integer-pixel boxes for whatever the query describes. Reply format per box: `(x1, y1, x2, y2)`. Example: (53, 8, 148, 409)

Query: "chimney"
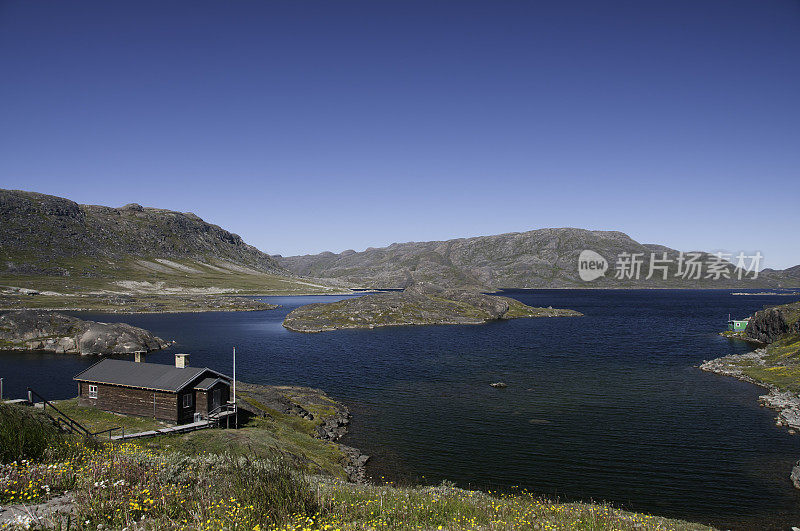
(134, 351, 146, 363)
(175, 353, 189, 369)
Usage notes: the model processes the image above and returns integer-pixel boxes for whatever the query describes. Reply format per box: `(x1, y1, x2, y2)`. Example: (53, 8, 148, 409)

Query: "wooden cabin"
(74, 353, 231, 425)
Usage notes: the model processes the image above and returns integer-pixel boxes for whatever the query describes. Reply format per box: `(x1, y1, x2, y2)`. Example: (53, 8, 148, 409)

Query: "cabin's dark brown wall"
(196, 382, 230, 415)
(78, 381, 181, 423)
(196, 390, 208, 415)
(195, 382, 230, 416)
(213, 382, 230, 410)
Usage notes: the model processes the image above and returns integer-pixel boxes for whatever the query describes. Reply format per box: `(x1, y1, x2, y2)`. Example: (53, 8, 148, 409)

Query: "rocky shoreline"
(700, 349, 800, 432)
(699, 300, 800, 488)
(312, 399, 370, 483)
(234, 383, 370, 483)
(700, 349, 800, 488)
(0, 310, 172, 355)
(0, 292, 280, 314)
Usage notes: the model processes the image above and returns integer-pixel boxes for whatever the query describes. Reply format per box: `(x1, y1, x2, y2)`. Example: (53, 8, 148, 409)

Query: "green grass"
(51, 398, 166, 436)
(277, 386, 340, 422)
(138, 390, 347, 479)
(307, 479, 712, 531)
(736, 334, 800, 391)
(503, 298, 582, 318)
(46, 396, 349, 479)
(426, 295, 490, 319)
(0, 253, 342, 311)
(720, 330, 747, 340)
(0, 403, 89, 463)
(140, 416, 348, 480)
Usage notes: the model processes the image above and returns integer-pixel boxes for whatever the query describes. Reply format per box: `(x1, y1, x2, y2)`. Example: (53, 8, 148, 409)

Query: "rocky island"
(0, 310, 171, 354)
(283, 283, 582, 332)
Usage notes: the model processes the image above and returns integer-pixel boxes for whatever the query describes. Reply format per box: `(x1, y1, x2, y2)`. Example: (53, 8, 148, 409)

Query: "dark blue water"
(2, 290, 799, 529)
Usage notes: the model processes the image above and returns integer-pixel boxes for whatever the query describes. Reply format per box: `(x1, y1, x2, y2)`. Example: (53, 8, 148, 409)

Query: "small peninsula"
(700, 300, 800, 485)
(283, 283, 582, 332)
(701, 300, 800, 390)
(0, 310, 171, 354)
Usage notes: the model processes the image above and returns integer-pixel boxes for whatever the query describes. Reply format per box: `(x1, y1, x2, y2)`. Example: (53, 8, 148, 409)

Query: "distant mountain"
(275, 228, 800, 289)
(0, 189, 285, 277)
(4, 190, 796, 293)
(0, 189, 345, 304)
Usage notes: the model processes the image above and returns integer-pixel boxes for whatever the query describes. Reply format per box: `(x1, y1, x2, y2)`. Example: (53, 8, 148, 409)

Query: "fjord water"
(2, 290, 799, 529)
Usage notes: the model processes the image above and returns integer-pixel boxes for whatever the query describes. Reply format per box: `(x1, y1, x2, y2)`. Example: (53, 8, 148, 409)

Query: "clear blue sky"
(1, 1, 798, 268)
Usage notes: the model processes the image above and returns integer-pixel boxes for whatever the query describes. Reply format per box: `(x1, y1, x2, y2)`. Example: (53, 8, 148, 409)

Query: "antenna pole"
(232, 346, 237, 429)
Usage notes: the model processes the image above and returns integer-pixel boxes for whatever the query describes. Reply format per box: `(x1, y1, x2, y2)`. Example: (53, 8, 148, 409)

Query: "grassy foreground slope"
(0, 403, 712, 530)
(51, 386, 352, 481)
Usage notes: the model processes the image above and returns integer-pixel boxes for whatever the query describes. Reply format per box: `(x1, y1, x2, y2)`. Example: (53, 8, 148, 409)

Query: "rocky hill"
(0, 190, 343, 306)
(276, 228, 800, 289)
(0, 189, 283, 276)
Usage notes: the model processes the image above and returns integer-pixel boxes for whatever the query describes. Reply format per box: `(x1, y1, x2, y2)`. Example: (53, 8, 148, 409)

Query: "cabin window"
(182, 393, 193, 408)
(88, 385, 98, 399)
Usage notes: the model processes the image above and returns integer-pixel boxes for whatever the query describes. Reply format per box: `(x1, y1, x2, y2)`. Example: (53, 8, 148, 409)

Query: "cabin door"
(211, 388, 221, 411)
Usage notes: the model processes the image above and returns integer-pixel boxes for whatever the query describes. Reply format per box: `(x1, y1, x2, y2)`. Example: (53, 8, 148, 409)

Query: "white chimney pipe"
(175, 353, 189, 368)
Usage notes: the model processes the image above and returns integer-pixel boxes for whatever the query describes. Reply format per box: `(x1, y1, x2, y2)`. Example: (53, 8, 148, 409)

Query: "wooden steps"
(110, 415, 237, 440)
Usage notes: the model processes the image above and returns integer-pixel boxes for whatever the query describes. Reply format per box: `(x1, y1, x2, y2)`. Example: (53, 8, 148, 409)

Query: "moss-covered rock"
(744, 300, 800, 344)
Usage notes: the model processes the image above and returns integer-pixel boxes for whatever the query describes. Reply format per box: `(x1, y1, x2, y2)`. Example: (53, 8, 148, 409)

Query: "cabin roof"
(74, 359, 230, 393)
(194, 377, 226, 390)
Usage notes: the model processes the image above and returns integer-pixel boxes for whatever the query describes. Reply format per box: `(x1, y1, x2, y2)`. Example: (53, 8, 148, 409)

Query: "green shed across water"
(727, 319, 750, 331)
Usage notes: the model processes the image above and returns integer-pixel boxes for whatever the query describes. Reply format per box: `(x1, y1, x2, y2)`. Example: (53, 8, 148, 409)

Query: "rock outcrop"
(0, 310, 171, 354)
(235, 382, 355, 441)
(283, 284, 582, 332)
(791, 462, 800, 490)
(234, 382, 369, 482)
(236, 382, 323, 422)
(745, 301, 800, 344)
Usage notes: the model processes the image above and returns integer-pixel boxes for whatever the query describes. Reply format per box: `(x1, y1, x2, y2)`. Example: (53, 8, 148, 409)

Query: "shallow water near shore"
(2, 289, 800, 529)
